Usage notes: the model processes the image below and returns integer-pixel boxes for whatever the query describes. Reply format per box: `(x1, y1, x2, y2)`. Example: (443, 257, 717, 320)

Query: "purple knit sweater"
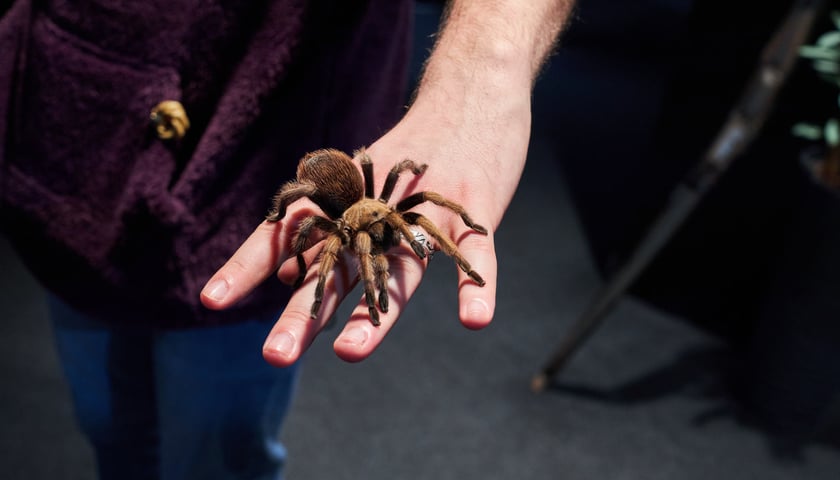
(0, 0, 412, 327)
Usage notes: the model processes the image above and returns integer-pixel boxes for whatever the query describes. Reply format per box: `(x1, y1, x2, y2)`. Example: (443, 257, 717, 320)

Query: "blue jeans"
(48, 296, 299, 480)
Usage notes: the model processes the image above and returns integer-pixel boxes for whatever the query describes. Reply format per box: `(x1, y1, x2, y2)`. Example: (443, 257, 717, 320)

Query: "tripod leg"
(532, 187, 701, 392)
(530, 284, 622, 392)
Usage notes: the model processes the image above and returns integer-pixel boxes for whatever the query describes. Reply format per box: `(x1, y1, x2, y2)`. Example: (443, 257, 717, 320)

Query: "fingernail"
(341, 327, 368, 347)
(467, 298, 489, 318)
(265, 331, 296, 357)
(203, 279, 229, 301)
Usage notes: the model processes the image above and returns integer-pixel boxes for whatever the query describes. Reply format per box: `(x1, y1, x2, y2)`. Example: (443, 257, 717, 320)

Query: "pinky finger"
(456, 231, 497, 330)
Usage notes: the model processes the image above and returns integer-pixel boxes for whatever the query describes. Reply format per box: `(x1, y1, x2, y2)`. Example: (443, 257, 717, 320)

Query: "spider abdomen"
(297, 149, 364, 218)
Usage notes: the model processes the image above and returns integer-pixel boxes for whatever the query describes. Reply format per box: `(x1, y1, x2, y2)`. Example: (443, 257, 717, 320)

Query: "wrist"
(411, 39, 533, 137)
(418, 33, 535, 96)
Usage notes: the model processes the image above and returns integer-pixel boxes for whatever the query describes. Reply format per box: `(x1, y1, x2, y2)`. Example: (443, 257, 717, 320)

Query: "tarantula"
(266, 148, 487, 326)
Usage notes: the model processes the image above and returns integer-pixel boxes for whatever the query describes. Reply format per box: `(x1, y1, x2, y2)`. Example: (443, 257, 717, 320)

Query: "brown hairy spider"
(266, 148, 487, 326)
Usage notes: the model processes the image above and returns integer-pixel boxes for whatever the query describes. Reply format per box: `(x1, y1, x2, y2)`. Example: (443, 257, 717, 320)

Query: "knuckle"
(460, 232, 495, 254)
(386, 248, 425, 275)
(282, 307, 313, 326)
(229, 257, 251, 274)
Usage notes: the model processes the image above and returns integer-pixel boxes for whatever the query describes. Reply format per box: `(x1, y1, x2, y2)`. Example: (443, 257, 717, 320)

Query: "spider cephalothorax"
(266, 148, 487, 325)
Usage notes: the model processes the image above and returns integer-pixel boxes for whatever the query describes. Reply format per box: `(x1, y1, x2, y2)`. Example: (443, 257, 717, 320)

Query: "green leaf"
(800, 45, 840, 61)
(792, 123, 824, 140)
(825, 118, 840, 146)
(817, 31, 840, 48)
(813, 59, 840, 75)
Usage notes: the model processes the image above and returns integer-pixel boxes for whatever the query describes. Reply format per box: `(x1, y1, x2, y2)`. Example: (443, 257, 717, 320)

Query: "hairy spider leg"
(379, 160, 428, 203)
(397, 192, 489, 234)
(383, 211, 428, 260)
(372, 254, 390, 313)
(400, 211, 486, 286)
(365, 221, 399, 314)
(266, 180, 317, 222)
(356, 149, 376, 199)
(310, 234, 344, 319)
(290, 215, 339, 288)
(353, 231, 382, 326)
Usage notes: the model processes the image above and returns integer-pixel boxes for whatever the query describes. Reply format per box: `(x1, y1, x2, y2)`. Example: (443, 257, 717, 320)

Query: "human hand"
(200, 82, 532, 366)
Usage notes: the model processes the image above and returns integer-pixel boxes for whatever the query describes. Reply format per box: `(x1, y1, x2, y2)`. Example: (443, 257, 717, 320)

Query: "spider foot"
(368, 307, 381, 326)
(458, 214, 488, 235)
(265, 210, 282, 223)
(411, 162, 428, 175)
(378, 290, 389, 313)
(468, 270, 486, 287)
(309, 300, 321, 319)
(469, 222, 489, 235)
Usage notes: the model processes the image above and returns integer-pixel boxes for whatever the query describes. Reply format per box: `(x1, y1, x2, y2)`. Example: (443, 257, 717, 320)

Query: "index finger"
(200, 220, 290, 309)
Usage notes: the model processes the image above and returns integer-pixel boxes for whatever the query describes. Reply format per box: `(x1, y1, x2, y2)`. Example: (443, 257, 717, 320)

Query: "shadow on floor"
(545, 343, 840, 460)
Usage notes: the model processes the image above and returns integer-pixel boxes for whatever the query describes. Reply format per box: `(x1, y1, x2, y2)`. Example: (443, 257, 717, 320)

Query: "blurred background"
(3, 0, 840, 478)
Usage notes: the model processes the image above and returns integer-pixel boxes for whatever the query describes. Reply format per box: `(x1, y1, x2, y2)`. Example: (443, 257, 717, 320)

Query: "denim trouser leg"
(153, 317, 299, 480)
(49, 296, 299, 480)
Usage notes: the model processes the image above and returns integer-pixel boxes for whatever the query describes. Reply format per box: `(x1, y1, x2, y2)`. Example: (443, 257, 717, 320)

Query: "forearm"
(417, 0, 574, 101)
(398, 0, 573, 220)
